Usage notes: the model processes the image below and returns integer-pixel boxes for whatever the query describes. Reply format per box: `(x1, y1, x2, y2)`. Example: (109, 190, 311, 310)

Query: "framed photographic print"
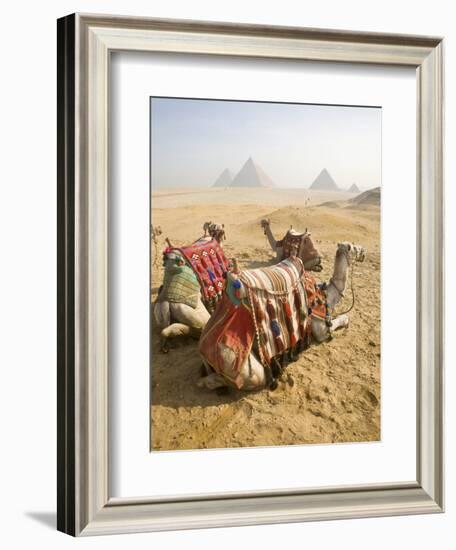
(57, 13, 444, 536)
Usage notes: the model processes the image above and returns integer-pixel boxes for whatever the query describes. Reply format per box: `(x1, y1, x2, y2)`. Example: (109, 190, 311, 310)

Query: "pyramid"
(230, 157, 275, 188)
(310, 168, 339, 191)
(212, 168, 233, 188)
(348, 183, 360, 193)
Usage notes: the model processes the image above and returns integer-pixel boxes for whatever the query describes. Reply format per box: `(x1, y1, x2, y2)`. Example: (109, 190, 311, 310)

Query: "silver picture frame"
(57, 13, 444, 536)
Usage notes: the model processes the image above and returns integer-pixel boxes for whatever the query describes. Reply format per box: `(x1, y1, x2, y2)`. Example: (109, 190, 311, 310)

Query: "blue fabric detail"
(226, 280, 241, 306)
(271, 320, 281, 336)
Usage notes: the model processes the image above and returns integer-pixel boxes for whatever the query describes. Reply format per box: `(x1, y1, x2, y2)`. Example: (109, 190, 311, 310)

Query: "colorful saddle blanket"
(238, 256, 310, 366)
(177, 237, 230, 311)
(303, 272, 328, 321)
(199, 294, 255, 389)
(276, 230, 319, 264)
(277, 230, 306, 259)
(159, 263, 201, 309)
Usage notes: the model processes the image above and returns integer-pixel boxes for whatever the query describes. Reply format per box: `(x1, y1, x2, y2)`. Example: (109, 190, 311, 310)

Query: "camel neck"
(326, 251, 349, 308)
(264, 225, 277, 249)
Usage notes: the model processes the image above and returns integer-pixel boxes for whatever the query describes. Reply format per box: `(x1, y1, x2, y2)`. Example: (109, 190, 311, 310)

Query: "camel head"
(336, 242, 366, 263)
(151, 225, 162, 240)
(260, 218, 270, 235)
(161, 248, 186, 273)
(203, 221, 226, 242)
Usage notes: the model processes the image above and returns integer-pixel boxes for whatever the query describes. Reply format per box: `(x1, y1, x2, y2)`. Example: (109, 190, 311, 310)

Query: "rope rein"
(334, 258, 356, 317)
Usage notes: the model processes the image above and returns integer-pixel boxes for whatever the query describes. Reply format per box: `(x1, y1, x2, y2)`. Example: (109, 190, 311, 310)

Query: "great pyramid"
(230, 157, 275, 188)
(310, 168, 339, 191)
(348, 183, 360, 193)
(212, 168, 233, 188)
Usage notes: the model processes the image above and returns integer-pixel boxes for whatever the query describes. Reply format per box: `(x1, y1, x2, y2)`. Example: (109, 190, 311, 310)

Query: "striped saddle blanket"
(239, 256, 311, 365)
(177, 237, 230, 311)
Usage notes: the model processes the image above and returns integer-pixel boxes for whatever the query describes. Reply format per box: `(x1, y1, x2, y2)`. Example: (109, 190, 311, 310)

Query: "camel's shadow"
(152, 377, 246, 409)
(150, 336, 246, 409)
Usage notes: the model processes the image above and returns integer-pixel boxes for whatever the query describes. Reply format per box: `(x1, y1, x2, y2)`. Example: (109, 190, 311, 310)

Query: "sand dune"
(151, 187, 381, 451)
(322, 187, 381, 209)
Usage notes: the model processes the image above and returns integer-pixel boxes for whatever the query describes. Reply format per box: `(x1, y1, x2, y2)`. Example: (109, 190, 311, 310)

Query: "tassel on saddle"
(281, 298, 297, 347)
(266, 300, 285, 353)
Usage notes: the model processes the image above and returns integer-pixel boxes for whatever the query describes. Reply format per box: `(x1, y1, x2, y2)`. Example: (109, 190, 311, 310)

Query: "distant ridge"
(348, 183, 360, 193)
(310, 169, 339, 191)
(230, 157, 275, 188)
(349, 187, 380, 206)
(212, 168, 233, 188)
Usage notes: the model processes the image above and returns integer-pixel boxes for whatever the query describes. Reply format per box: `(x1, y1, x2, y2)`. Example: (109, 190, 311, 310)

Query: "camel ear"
(347, 243, 351, 251)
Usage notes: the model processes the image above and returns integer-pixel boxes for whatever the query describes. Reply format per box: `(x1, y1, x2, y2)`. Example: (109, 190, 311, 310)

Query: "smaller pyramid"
(212, 168, 233, 188)
(310, 169, 339, 191)
(348, 183, 360, 193)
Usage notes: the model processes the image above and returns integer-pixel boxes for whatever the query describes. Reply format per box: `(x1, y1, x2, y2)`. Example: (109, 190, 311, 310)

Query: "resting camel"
(260, 218, 322, 271)
(198, 242, 365, 391)
(153, 222, 229, 352)
(151, 225, 163, 266)
(203, 221, 226, 242)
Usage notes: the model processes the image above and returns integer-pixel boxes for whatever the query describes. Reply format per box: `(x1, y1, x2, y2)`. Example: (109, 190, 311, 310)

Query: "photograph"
(0, 1, 447, 544)
(150, 97, 381, 451)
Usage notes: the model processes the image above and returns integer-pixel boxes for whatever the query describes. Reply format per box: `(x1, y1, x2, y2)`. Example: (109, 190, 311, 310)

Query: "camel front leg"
(160, 323, 192, 352)
(329, 314, 349, 333)
(197, 372, 227, 390)
(311, 315, 349, 343)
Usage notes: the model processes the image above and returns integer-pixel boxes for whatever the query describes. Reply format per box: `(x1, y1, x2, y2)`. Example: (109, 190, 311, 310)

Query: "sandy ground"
(150, 188, 381, 451)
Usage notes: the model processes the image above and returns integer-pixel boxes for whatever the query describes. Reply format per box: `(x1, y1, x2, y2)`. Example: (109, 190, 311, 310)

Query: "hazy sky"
(150, 97, 381, 190)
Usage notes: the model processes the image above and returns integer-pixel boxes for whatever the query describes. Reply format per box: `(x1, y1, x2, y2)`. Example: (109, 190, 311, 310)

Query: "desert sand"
(150, 187, 381, 451)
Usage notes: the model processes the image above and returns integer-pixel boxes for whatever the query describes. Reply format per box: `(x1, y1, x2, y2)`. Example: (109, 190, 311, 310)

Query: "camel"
(151, 225, 163, 266)
(152, 224, 162, 242)
(260, 218, 322, 271)
(153, 223, 229, 352)
(202, 221, 226, 242)
(198, 242, 365, 391)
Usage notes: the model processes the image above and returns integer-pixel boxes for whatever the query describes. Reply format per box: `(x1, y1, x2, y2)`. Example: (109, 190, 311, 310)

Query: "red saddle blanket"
(303, 272, 328, 321)
(199, 295, 255, 389)
(177, 238, 230, 311)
